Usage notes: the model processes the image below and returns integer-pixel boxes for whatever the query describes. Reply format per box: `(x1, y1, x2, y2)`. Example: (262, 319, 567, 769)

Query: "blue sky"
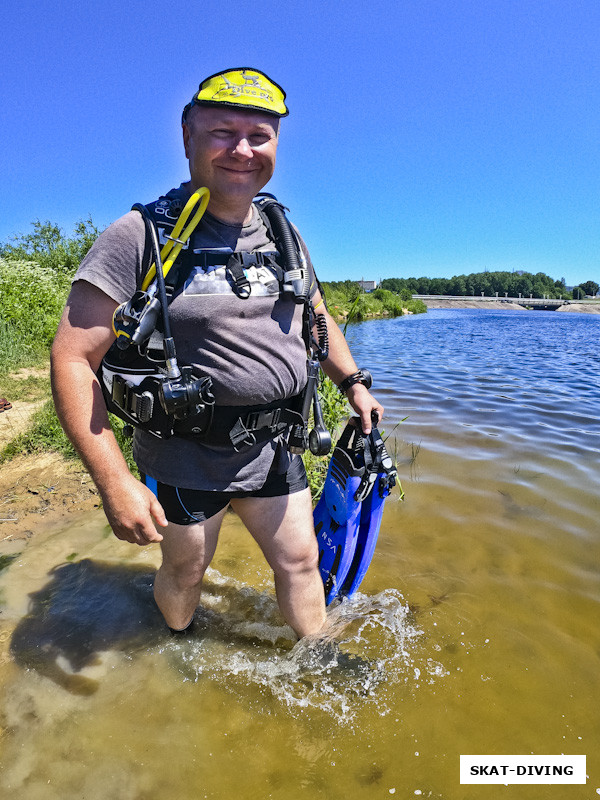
(2, 0, 598, 286)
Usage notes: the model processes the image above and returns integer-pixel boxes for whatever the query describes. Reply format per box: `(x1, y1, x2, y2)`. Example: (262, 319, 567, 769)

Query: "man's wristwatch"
(338, 368, 373, 395)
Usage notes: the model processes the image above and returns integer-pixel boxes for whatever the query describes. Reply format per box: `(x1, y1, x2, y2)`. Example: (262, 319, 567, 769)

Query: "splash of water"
(165, 580, 431, 723)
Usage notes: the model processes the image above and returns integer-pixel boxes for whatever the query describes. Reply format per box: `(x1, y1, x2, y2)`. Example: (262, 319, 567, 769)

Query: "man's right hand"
(100, 474, 168, 546)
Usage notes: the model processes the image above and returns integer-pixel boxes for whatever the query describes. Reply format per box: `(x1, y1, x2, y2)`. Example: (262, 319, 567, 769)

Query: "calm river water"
(0, 309, 598, 799)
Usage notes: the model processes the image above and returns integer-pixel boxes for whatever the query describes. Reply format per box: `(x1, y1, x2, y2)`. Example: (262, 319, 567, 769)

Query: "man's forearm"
(317, 310, 359, 385)
(315, 308, 384, 432)
(51, 356, 132, 494)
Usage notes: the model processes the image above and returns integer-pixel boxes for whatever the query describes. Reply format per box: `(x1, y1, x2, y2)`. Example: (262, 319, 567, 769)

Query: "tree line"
(380, 271, 599, 300)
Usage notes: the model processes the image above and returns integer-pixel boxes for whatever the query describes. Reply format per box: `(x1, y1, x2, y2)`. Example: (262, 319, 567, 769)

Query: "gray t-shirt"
(75, 185, 316, 491)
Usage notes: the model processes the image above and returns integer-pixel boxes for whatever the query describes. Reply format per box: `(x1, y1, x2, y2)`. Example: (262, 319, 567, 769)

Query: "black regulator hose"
(256, 195, 310, 303)
(132, 205, 170, 338)
(132, 203, 180, 376)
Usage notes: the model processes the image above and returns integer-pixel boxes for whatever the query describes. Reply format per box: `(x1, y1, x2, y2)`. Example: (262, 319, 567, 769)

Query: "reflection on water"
(1, 309, 599, 799)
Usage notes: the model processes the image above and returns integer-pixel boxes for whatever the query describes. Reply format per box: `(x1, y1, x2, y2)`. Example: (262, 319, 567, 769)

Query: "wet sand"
(0, 451, 99, 545)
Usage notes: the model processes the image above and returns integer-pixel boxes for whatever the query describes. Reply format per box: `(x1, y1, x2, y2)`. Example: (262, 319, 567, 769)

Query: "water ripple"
(345, 310, 600, 463)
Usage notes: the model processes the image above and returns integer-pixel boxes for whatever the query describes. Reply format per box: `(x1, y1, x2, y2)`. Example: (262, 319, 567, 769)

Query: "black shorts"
(141, 453, 308, 525)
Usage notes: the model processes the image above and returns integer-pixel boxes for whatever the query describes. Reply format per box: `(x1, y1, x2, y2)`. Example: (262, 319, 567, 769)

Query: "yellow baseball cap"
(182, 67, 288, 122)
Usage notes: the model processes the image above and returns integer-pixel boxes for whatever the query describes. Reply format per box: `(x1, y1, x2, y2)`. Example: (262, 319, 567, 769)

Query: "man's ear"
(182, 122, 191, 159)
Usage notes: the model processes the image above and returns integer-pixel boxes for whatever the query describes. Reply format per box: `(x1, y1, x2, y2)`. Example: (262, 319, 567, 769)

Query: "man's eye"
(249, 134, 270, 145)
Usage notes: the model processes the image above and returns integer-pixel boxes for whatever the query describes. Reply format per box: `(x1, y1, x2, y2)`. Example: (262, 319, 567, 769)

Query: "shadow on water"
(7, 556, 292, 696)
(9, 559, 166, 695)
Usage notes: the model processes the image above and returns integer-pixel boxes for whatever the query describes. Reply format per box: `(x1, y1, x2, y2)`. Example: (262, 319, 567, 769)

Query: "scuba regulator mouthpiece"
(308, 381, 332, 456)
(112, 290, 161, 350)
(287, 358, 332, 457)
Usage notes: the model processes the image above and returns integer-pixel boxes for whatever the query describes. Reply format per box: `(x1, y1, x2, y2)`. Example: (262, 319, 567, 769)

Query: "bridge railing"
(411, 295, 578, 306)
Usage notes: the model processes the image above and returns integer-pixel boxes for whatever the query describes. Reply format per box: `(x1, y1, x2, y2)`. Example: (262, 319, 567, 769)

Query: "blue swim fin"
(314, 419, 396, 604)
(339, 425, 396, 599)
(313, 423, 364, 604)
(314, 419, 397, 604)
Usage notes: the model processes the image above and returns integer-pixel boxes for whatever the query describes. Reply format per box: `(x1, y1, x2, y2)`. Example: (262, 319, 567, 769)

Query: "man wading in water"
(51, 68, 383, 638)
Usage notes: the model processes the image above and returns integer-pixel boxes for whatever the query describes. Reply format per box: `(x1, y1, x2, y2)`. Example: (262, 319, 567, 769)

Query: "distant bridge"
(412, 295, 581, 310)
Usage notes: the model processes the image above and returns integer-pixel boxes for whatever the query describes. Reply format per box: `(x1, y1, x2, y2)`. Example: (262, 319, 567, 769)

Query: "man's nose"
(231, 137, 253, 159)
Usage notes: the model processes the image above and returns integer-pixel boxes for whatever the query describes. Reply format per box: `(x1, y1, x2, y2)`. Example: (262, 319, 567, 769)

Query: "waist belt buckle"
(229, 406, 284, 451)
(238, 251, 261, 268)
(246, 407, 282, 432)
(229, 418, 256, 450)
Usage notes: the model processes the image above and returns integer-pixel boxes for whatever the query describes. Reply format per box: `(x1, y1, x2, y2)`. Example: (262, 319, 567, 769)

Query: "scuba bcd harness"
(100, 189, 215, 439)
(99, 190, 331, 455)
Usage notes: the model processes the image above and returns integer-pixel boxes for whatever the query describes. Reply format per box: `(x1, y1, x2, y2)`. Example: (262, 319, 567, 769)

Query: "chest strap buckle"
(226, 253, 252, 298)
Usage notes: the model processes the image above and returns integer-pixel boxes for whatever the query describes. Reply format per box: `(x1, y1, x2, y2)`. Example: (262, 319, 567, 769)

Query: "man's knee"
(159, 557, 207, 591)
(275, 538, 320, 578)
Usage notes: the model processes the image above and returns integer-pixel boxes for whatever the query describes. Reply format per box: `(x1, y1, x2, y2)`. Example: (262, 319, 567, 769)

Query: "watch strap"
(338, 368, 372, 395)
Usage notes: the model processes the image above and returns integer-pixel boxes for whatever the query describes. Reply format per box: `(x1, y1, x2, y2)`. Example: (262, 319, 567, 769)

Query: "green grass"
(0, 399, 77, 463)
(0, 315, 54, 376)
(0, 370, 50, 403)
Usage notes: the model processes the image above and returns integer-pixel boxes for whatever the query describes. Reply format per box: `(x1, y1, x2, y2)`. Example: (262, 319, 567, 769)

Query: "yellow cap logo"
(184, 68, 288, 120)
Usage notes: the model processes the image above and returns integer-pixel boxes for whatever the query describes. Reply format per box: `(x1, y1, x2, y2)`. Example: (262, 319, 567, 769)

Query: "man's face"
(183, 105, 279, 207)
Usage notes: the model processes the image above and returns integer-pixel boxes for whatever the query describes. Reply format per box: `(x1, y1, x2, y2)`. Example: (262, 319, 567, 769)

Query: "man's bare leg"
(153, 508, 227, 631)
(231, 489, 326, 638)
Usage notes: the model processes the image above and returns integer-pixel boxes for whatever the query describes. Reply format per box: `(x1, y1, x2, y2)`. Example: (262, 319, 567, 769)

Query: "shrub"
(405, 299, 427, 314)
(0, 217, 100, 375)
(0, 219, 99, 277)
(0, 259, 71, 373)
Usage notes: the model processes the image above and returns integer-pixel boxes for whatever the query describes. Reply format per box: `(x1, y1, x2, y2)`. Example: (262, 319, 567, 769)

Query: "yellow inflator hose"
(141, 187, 210, 291)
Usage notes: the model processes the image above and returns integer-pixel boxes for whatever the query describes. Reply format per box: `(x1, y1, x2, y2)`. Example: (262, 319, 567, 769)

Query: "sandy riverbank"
(422, 298, 525, 310)
(0, 449, 99, 546)
(423, 298, 600, 313)
(555, 302, 600, 313)
(0, 392, 99, 544)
